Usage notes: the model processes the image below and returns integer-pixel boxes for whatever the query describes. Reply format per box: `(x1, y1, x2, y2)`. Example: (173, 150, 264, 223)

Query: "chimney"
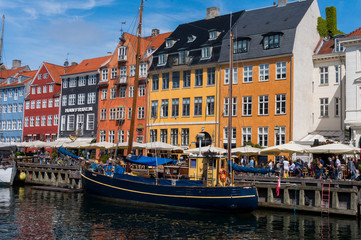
(12, 59, 21, 69)
(151, 29, 160, 37)
(206, 7, 220, 19)
(71, 62, 78, 66)
(278, 0, 289, 7)
(107, 52, 112, 56)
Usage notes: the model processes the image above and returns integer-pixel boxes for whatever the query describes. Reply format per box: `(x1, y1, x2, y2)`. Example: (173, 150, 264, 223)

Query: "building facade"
(97, 31, 170, 152)
(23, 62, 73, 142)
(59, 56, 111, 142)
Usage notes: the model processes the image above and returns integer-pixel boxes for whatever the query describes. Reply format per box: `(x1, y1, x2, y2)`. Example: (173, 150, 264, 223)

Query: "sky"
(0, 0, 359, 71)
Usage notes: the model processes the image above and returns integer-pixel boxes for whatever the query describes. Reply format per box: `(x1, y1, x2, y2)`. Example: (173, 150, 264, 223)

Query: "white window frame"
(258, 127, 268, 147)
(276, 62, 287, 80)
(259, 64, 269, 82)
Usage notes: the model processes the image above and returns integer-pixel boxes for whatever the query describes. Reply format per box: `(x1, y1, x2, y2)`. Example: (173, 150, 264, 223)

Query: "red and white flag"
(276, 175, 281, 196)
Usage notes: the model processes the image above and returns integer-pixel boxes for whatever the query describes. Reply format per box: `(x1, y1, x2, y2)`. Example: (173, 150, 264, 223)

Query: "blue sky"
(0, 0, 359, 70)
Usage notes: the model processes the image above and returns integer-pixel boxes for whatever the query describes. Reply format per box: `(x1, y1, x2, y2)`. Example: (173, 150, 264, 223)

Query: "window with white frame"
(258, 127, 268, 147)
(152, 74, 159, 91)
(13, 104, 17, 112)
(158, 54, 166, 66)
(47, 115, 52, 126)
(30, 117, 34, 127)
(100, 109, 107, 120)
(160, 129, 167, 143)
(263, 34, 280, 49)
(128, 108, 132, 119)
(171, 129, 178, 146)
(66, 115, 75, 131)
(224, 67, 237, 84)
(151, 101, 158, 119)
(1, 120, 5, 130)
(130, 65, 135, 77)
(2, 105, 5, 113)
(243, 96, 252, 116)
(276, 62, 287, 79)
(109, 108, 116, 120)
(320, 98, 329, 117)
(275, 94, 286, 115)
(36, 100, 41, 109)
(35, 116, 40, 127)
(201, 47, 211, 59)
(8, 90, 13, 98)
(19, 88, 23, 96)
(320, 67, 328, 85)
(42, 99, 47, 108)
(25, 101, 30, 110)
(88, 75, 97, 85)
(335, 65, 340, 84)
(101, 89, 107, 100)
(78, 93, 85, 105)
(109, 130, 115, 143)
(18, 103, 23, 112)
(172, 72, 180, 89)
(111, 68, 117, 79)
(234, 39, 249, 53)
(14, 88, 18, 100)
(49, 84, 54, 92)
(335, 97, 340, 117)
(41, 115, 46, 126)
(224, 127, 236, 144)
(138, 107, 145, 119)
(63, 79, 68, 88)
(179, 51, 186, 65)
(54, 98, 59, 107)
(69, 94, 76, 105)
(116, 107, 125, 120)
(38, 74, 42, 80)
(60, 116, 65, 131)
(110, 88, 117, 99)
(140, 62, 147, 77)
(243, 66, 253, 83)
(150, 129, 157, 142)
(8, 104, 12, 113)
(12, 120, 16, 130)
(224, 97, 229, 116)
(259, 95, 269, 115)
(79, 76, 86, 86)
(100, 130, 106, 142)
(43, 85, 47, 93)
(76, 114, 84, 134)
(194, 97, 202, 116)
(275, 126, 286, 145)
(232, 97, 237, 116)
(129, 86, 134, 97)
(120, 66, 127, 78)
(242, 127, 252, 146)
(69, 78, 77, 87)
(101, 68, 108, 82)
(183, 71, 191, 88)
(25, 117, 29, 127)
(118, 46, 127, 60)
(139, 85, 145, 96)
(259, 64, 269, 81)
(195, 69, 203, 87)
(48, 99, 53, 108)
(207, 68, 215, 86)
(161, 99, 169, 117)
(182, 98, 190, 117)
(118, 130, 125, 143)
(181, 128, 189, 146)
(206, 96, 215, 116)
(87, 92, 96, 104)
(54, 115, 58, 125)
(119, 87, 126, 98)
(32, 87, 36, 94)
(6, 120, 11, 130)
(87, 114, 95, 130)
(62, 96, 67, 106)
(37, 86, 41, 94)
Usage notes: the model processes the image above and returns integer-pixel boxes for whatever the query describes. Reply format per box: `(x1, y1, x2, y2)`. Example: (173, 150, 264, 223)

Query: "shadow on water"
(0, 186, 360, 239)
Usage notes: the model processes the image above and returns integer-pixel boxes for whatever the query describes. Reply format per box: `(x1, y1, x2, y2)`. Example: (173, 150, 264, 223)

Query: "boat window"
(190, 159, 196, 168)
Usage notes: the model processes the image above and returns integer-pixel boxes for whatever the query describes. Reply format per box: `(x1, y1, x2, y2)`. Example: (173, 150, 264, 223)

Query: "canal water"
(0, 186, 359, 239)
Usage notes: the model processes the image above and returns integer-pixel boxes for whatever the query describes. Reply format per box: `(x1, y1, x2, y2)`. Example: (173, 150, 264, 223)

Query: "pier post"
(299, 189, 305, 206)
(283, 188, 290, 205)
(332, 191, 339, 209)
(267, 187, 273, 203)
(351, 192, 357, 213)
(315, 191, 321, 207)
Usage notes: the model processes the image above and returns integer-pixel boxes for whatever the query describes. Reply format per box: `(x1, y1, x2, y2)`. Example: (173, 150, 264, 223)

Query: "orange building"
(97, 30, 170, 155)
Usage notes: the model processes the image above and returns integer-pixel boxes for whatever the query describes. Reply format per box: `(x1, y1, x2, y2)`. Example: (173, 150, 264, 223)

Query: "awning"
(298, 131, 343, 144)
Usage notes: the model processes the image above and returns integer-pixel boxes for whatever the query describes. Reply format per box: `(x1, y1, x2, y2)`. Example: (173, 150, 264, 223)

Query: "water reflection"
(0, 186, 359, 239)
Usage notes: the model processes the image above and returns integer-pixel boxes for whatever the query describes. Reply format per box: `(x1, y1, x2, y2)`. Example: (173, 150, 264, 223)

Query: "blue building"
(0, 71, 35, 143)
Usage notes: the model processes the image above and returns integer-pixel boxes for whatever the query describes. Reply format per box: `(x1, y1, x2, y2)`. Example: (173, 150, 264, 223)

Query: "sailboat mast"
(0, 15, 4, 64)
(126, 0, 143, 170)
(227, 30, 233, 163)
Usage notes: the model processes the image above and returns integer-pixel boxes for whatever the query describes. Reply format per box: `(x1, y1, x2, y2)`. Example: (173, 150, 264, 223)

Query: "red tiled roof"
(345, 27, 361, 38)
(316, 40, 335, 55)
(0, 66, 28, 79)
(147, 32, 172, 49)
(43, 62, 75, 84)
(63, 55, 111, 76)
(0, 70, 36, 87)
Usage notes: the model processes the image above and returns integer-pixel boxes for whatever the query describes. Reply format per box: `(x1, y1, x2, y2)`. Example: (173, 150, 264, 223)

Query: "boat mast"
(0, 15, 4, 64)
(227, 15, 234, 184)
(126, 0, 143, 172)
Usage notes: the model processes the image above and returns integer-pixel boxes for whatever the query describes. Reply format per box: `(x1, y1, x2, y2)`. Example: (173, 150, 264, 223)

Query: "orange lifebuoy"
(220, 169, 227, 182)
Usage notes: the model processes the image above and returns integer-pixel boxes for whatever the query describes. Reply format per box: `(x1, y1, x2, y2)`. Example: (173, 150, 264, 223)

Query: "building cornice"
(313, 52, 345, 62)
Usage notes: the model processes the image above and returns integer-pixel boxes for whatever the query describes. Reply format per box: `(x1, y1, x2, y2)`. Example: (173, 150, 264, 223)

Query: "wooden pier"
(236, 175, 361, 216)
(16, 162, 82, 189)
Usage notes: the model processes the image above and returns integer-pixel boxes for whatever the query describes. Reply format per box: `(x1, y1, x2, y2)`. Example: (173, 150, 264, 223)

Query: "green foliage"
(91, 138, 96, 143)
(15, 151, 25, 157)
(326, 6, 337, 36)
(100, 155, 110, 163)
(317, 17, 328, 38)
(51, 151, 58, 160)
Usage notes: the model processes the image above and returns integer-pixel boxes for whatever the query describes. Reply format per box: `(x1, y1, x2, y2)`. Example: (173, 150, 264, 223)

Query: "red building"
(23, 62, 76, 142)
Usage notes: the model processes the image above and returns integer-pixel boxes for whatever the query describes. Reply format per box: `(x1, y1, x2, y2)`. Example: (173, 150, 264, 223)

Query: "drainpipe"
(289, 56, 293, 141)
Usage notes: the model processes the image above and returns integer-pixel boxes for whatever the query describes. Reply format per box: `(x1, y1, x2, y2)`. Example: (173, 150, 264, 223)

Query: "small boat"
(0, 161, 16, 187)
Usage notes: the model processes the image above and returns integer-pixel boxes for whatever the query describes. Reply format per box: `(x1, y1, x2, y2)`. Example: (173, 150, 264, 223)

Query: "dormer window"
(118, 46, 128, 61)
(263, 33, 282, 50)
(234, 38, 249, 53)
(179, 51, 186, 64)
(158, 54, 166, 66)
(38, 74, 42, 80)
(209, 30, 219, 40)
(334, 39, 345, 53)
(201, 47, 211, 59)
(187, 35, 196, 43)
(165, 39, 175, 48)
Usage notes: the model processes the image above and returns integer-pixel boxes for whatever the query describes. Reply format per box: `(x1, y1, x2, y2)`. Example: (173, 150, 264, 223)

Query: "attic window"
(165, 39, 176, 48)
(263, 34, 281, 50)
(334, 39, 344, 53)
(209, 30, 219, 40)
(201, 47, 211, 59)
(234, 39, 249, 53)
(118, 46, 128, 61)
(158, 54, 167, 66)
(187, 35, 196, 43)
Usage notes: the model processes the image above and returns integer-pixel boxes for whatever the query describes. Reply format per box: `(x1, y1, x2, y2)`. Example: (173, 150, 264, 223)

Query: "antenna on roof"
(64, 53, 69, 67)
(119, 21, 126, 42)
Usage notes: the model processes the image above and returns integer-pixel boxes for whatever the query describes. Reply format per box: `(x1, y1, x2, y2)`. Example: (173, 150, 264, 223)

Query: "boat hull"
(81, 168, 258, 211)
(0, 164, 16, 187)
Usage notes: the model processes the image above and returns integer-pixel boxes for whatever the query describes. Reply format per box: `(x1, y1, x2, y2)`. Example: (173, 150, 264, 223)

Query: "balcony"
(118, 54, 127, 62)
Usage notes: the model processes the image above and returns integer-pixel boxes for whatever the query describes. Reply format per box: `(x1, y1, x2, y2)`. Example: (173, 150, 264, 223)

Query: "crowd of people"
(237, 155, 361, 181)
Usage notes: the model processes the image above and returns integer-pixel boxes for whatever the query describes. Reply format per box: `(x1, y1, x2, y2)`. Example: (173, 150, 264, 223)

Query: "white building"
(340, 28, 361, 147)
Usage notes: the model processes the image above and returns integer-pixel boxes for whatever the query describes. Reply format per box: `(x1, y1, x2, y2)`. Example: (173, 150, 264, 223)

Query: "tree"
(317, 6, 344, 38)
